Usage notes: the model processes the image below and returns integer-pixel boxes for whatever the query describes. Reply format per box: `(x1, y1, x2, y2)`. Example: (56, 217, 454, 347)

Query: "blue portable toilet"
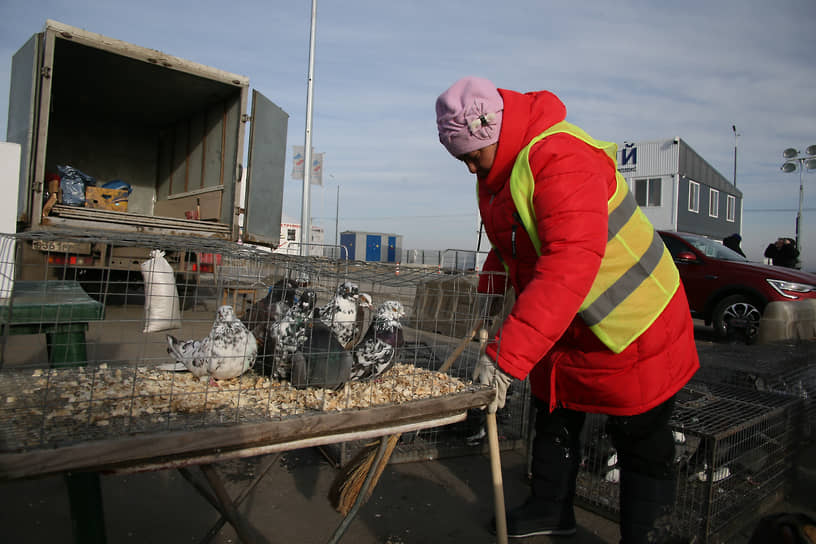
(340, 230, 402, 262)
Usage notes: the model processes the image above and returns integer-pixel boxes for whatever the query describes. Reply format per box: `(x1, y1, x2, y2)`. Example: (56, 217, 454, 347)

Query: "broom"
(328, 319, 484, 516)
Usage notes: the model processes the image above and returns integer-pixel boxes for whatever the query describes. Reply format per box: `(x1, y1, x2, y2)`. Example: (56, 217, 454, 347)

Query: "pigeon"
(242, 278, 300, 343)
(349, 293, 374, 349)
(579, 414, 618, 481)
(349, 300, 406, 381)
(290, 320, 353, 390)
(265, 288, 318, 380)
(161, 305, 257, 386)
(317, 281, 373, 350)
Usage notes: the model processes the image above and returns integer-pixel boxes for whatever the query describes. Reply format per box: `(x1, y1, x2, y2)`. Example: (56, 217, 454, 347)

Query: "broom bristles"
(329, 434, 401, 515)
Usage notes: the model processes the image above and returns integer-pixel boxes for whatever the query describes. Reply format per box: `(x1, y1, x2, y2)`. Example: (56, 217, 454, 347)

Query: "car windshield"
(677, 233, 749, 262)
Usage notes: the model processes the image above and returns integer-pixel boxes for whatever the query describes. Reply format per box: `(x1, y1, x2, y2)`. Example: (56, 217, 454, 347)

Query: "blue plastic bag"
(57, 164, 96, 206)
(102, 179, 133, 195)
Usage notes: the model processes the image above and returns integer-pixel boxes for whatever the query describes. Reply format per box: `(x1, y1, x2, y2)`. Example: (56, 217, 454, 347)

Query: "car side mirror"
(676, 251, 697, 263)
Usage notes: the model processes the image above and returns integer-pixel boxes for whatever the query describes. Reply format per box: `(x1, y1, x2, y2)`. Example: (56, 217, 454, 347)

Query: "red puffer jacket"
(479, 88, 699, 416)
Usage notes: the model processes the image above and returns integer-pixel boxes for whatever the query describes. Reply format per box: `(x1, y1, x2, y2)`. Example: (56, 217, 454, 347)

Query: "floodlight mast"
(781, 146, 816, 256)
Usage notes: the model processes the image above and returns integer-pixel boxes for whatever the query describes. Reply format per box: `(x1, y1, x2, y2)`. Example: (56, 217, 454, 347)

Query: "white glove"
(472, 354, 513, 413)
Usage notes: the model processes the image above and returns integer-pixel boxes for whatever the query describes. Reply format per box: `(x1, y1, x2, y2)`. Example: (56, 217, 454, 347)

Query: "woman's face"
(457, 143, 497, 178)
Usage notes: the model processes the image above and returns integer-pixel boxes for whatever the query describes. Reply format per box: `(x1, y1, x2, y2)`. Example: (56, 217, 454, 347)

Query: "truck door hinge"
(41, 66, 52, 79)
(241, 114, 252, 123)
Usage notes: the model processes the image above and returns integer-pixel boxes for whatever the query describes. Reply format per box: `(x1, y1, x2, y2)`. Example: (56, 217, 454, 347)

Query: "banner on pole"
(291, 147, 324, 186)
(291, 146, 307, 180)
(310, 152, 324, 186)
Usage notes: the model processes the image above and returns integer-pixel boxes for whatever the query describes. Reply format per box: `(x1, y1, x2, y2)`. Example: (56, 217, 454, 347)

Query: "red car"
(658, 230, 816, 341)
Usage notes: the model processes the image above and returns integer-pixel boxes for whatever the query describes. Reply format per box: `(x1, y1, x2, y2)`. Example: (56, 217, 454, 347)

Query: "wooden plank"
(106, 412, 467, 475)
(0, 388, 494, 480)
(50, 205, 230, 234)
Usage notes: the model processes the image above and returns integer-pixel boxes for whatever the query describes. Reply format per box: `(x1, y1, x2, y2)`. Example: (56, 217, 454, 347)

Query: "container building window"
(635, 178, 662, 207)
(726, 195, 736, 222)
(709, 188, 719, 218)
(287, 228, 297, 241)
(688, 181, 700, 213)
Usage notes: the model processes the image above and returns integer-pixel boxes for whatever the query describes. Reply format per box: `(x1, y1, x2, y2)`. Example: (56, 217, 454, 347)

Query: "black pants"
(530, 396, 677, 497)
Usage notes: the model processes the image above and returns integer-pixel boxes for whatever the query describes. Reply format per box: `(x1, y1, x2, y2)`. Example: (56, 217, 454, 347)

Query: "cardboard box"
(85, 187, 128, 211)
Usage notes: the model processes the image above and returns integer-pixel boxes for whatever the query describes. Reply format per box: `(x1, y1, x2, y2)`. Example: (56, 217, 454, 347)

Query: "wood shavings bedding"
(0, 363, 469, 450)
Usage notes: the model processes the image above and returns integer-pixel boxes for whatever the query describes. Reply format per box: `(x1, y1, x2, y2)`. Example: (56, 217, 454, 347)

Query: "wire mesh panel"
(693, 341, 816, 441)
(319, 274, 531, 466)
(0, 230, 516, 477)
(574, 382, 804, 543)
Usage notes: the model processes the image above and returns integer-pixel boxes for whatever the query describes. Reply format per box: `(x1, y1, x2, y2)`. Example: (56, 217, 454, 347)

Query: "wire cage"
(574, 382, 804, 543)
(0, 229, 525, 479)
(693, 341, 816, 442)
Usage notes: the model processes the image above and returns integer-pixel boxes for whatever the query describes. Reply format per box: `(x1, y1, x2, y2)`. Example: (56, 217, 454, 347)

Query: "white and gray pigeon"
(266, 288, 317, 380)
(317, 281, 373, 350)
(349, 300, 406, 381)
(161, 305, 258, 386)
(242, 278, 299, 343)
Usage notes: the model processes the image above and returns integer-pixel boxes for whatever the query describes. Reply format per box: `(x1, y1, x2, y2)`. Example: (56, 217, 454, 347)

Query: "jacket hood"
(480, 89, 567, 192)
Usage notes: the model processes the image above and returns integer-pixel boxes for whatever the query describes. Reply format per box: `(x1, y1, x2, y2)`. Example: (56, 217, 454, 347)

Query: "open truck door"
(7, 32, 49, 226)
(243, 90, 288, 247)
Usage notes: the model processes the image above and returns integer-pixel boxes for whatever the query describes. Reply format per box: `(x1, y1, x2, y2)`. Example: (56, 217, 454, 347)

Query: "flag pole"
(300, 0, 317, 256)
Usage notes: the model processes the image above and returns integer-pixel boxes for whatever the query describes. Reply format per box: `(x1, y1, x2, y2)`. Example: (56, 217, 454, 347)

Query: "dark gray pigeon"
(290, 320, 353, 390)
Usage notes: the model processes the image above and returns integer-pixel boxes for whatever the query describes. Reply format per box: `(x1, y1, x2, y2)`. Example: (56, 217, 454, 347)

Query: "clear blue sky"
(1, 1, 815, 267)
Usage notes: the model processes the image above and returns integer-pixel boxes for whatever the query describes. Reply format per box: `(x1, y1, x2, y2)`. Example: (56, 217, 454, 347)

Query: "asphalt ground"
(0, 321, 813, 544)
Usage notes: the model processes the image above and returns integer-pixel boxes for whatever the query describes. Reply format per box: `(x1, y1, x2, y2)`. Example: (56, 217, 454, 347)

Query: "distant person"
(764, 237, 800, 268)
(722, 233, 745, 257)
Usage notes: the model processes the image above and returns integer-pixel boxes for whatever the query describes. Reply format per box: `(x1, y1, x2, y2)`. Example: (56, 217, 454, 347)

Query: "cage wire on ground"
(574, 380, 805, 543)
(0, 229, 524, 473)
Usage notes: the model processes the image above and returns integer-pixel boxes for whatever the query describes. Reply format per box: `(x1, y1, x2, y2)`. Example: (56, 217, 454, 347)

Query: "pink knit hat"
(436, 76, 504, 157)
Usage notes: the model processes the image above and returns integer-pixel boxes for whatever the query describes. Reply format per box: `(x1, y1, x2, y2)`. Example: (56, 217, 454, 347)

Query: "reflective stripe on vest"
(510, 121, 680, 353)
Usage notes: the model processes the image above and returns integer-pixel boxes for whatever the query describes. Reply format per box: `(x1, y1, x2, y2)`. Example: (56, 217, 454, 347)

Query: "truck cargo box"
(7, 20, 287, 246)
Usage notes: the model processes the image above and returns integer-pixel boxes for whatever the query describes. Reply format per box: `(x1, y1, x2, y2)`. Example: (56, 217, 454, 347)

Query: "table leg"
(65, 471, 106, 544)
(200, 464, 259, 544)
(200, 454, 281, 544)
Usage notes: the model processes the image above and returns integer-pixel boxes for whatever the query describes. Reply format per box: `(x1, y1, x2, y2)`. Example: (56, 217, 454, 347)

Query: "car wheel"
(712, 295, 762, 343)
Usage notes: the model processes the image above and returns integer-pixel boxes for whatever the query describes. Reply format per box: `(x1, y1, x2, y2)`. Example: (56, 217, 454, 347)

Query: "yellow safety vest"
(506, 121, 680, 353)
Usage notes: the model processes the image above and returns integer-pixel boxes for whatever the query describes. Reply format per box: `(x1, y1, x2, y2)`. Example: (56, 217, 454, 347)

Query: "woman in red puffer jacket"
(436, 76, 699, 544)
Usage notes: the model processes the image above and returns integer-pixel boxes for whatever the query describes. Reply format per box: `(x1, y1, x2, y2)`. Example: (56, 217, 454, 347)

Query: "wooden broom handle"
(487, 411, 508, 544)
(437, 319, 483, 373)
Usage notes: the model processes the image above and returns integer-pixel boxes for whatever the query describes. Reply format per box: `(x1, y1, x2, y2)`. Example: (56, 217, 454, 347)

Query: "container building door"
(387, 236, 396, 262)
(340, 233, 355, 260)
(365, 235, 381, 262)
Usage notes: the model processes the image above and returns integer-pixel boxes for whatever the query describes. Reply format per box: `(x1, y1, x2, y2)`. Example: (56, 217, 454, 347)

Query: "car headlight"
(767, 279, 816, 299)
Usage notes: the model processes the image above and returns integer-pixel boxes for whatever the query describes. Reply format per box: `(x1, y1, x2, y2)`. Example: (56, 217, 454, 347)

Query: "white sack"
(141, 249, 182, 332)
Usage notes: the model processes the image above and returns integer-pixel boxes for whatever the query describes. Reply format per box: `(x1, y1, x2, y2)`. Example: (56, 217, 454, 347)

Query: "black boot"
(503, 495, 577, 538)
(619, 471, 676, 544)
(496, 407, 583, 538)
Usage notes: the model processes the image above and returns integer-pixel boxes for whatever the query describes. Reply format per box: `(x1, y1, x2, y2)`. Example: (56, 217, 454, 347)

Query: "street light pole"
(732, 125, 738, 187)
(781, 145, 816, 255)
(300, 0, 318, 256)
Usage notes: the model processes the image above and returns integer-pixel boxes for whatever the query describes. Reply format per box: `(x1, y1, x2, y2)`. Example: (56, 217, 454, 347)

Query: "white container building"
(616, 138, 742, 240)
